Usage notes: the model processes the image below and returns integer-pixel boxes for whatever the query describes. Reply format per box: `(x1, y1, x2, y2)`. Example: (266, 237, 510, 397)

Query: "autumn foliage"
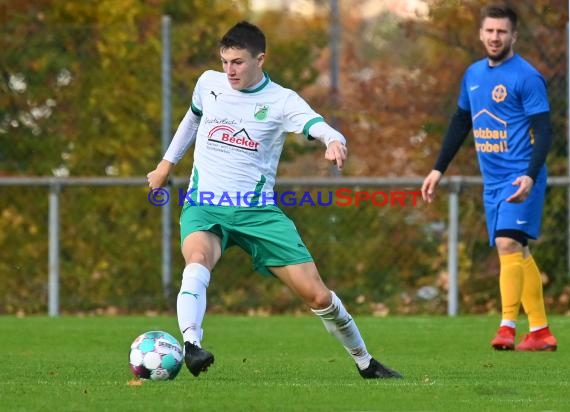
(1, 0, 568, 315)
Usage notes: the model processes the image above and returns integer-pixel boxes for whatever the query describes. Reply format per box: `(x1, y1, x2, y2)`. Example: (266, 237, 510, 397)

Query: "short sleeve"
(457, 72, 471, 111)
(282, 92, 321, 135)
(520, 73, 550, 116)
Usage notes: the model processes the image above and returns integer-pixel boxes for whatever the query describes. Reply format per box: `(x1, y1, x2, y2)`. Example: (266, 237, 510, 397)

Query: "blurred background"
(1, 0, 568, 316)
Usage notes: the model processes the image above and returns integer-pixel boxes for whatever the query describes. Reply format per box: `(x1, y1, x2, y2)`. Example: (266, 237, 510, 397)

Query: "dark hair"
(480, 4, 518, 30)
(219, 21, 266, 56)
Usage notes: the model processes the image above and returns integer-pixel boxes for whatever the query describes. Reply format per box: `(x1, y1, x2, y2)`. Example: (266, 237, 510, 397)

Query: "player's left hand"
(325, 140, 347, 171)
(506, 175, 534, 203)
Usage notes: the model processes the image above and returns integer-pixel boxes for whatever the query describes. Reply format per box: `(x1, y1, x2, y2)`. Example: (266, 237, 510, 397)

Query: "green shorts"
(180, 204, 313, 276)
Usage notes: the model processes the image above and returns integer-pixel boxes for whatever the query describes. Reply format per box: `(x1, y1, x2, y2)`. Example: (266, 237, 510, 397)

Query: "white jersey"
(172, 70, 329, 207)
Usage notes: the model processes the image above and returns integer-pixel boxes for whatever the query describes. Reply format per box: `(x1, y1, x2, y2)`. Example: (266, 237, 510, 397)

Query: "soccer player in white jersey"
(147, 21, 401, 379)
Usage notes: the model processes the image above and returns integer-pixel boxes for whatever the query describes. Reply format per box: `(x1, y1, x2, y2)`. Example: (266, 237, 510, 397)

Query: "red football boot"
(491, 326, 516, 350)
(516, 327, 557, 352)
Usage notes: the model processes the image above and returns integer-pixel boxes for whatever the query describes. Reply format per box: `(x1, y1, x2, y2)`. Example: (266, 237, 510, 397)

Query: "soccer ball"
(129, 331, 183, 381)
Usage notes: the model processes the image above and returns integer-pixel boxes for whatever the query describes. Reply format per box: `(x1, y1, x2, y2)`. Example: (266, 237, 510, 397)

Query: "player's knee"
(184, 251, 210, 267)
(309, 289, 333, 310)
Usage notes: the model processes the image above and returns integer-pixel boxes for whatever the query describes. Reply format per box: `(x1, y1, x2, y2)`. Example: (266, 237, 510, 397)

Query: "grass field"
(2, 315, 569, 411)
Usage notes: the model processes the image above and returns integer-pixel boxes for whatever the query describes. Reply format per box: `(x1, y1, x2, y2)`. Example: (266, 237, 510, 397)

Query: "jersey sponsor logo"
(207, 125, 260, 151)
(204, 116, 239, 126)
(254, 103, 269, 121)
(210, 90, 222, 100)
(475, 140, 509, 153)
(473, 128, 507, 139)
(472, 109, 509, 153)
(492, 84, 507, 103)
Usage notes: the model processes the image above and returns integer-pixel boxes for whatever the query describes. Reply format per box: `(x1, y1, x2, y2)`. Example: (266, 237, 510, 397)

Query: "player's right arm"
(147, 106, 202, 189)
(421, 107, 472, 203)
(147, 159, 174, 189)
(421, 170, 443, 204)
(147, 74, 206, 189)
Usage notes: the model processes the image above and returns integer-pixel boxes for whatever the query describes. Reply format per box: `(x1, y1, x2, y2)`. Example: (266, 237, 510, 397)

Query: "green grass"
(1, 315, 568, 411)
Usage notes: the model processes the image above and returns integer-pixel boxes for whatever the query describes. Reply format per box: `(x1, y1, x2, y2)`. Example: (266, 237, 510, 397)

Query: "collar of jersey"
(239, 72, 270, 93)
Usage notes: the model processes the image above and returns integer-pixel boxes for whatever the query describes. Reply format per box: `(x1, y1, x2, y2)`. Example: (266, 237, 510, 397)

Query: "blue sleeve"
(433, 107, 472, 173)
(457, 73, 471, 111)
(526, 112, 552, 181)
(521, 73, 550, 116)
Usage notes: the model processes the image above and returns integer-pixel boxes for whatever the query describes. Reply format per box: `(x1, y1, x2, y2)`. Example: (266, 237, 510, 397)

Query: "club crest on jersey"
(492, 84, 507, 103)
(254, 104, 269, 121)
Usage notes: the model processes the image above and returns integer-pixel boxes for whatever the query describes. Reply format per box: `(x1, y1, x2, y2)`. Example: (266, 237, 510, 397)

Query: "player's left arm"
(507, 111, 553, 203)
(283, 93, 348, 170)
(307, 121, 347, 171)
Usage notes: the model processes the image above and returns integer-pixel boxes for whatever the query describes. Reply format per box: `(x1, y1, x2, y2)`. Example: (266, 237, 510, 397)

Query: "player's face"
(220, 47, 265, 90)
(479, 17, 517, 65)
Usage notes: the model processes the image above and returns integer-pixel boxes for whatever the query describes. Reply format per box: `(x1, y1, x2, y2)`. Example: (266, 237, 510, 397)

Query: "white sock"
(312, 291, 372, 370)
(500, 320, 516, 329)
(177, 263, 210, 346)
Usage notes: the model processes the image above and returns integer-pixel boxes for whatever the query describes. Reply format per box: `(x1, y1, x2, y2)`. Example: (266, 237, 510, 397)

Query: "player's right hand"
(421, 170, 442, 203)
(146, 160, 173, 189)
(146, 169, 168, 189)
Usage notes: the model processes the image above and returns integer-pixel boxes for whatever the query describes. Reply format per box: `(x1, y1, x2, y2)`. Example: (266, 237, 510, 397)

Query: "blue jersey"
(458, 54, 550, 189)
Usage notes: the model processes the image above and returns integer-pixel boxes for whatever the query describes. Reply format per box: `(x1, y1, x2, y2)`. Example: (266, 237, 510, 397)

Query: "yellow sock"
(498, 252, 524, 322)
(521, 255, 548, 330)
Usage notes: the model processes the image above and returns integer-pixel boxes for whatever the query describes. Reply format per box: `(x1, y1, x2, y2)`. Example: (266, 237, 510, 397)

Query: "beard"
(486, 44, 513, 64)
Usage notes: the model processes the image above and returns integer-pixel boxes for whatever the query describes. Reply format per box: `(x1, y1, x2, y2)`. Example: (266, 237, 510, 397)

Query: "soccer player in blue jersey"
(147, 21, 402, 378)
(421, 4, 557, 351)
